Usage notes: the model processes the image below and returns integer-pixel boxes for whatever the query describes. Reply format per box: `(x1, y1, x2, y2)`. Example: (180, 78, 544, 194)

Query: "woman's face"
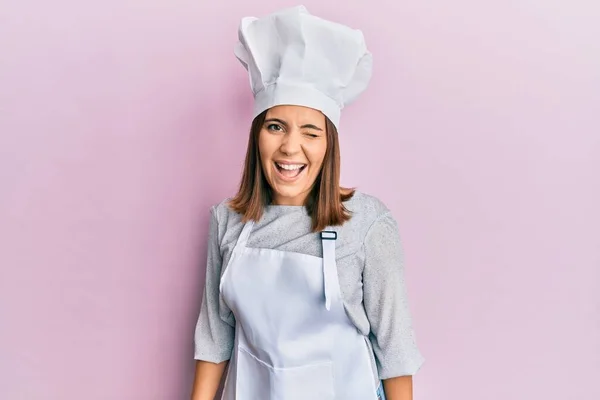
(259, 105, 327, 206)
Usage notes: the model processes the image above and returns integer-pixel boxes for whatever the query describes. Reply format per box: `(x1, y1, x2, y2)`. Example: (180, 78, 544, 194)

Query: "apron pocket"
(237, 346, 335, 400)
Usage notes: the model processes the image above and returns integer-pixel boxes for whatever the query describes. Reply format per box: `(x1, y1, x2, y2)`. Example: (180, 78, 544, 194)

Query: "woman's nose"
(279, 131, 301, 155)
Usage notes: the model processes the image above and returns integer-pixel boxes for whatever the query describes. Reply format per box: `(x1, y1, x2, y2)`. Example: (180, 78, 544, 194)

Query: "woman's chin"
(271, 187, 310, 205)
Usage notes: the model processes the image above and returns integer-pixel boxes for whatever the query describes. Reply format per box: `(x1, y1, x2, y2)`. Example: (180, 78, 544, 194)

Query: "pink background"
(1, 1, 599, 399)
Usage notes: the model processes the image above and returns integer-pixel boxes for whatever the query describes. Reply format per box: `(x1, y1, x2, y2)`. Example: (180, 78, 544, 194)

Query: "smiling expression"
(258, 105, 328, 206)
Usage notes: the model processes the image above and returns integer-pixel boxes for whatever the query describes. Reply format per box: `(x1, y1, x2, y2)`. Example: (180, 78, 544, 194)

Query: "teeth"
(277, 163, 304, 171)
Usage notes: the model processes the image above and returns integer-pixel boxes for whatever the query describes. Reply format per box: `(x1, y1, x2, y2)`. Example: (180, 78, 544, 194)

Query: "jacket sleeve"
(362, 212, 425, 379)
(193, 206, 235, 363)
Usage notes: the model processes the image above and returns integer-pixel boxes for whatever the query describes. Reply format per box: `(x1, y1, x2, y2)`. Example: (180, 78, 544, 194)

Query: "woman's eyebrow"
(300, 124, 323, 131)
(264, 118, 288, 127)
(265, 118, 323, 131)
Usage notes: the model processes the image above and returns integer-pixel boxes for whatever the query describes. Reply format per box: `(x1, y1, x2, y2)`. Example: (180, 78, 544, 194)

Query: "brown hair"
(228, 109, 355, 231)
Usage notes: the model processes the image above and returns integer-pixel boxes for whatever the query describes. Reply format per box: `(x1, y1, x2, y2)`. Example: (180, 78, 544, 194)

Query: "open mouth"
(274, 162, 307, 180)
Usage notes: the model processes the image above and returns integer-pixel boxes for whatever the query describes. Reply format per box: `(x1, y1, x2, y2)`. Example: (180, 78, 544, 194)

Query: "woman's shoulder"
(345, 190, 392, 223)
(338, 190, 396, 247)
(210, 197, 242, 225)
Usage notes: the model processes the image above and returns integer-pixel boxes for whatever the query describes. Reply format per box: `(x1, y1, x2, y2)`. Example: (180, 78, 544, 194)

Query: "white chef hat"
(234, 5, 373, 128)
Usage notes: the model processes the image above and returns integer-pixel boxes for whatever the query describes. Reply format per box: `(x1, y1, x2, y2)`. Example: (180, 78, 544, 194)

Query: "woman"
(191, 6, 424, 400)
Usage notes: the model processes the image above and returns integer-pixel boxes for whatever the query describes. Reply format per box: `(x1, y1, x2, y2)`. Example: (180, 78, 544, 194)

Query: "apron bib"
(219, 221, 377, 399)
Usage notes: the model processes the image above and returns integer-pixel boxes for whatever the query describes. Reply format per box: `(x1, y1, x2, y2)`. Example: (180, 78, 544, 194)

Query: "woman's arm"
(383, 375, 413, 400)
(362, 211, 425, 393)
(192, 206, 235, 399)
(190, 360, 228, 400)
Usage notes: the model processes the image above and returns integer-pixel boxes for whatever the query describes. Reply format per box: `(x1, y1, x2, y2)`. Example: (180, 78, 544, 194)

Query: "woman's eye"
(267, 124, 283, 131)
(306, 133, 319, 138)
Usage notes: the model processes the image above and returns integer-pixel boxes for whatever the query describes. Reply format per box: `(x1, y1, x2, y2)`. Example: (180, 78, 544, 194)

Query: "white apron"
(219, 221, 377, 399)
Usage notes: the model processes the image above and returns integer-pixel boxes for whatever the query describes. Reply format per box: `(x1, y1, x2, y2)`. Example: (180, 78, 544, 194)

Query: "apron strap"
(234, 220, 255, 253)
(321, 230, 340, 311)
(219, 220, 254, 294)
